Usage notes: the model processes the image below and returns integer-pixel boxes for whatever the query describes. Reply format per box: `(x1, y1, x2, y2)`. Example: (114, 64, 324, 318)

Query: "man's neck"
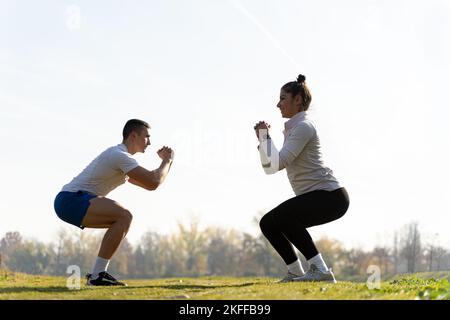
(122, 141, 136, 155)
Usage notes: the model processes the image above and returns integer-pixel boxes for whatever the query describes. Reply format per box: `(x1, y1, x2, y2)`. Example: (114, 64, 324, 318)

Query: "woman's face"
(277, 89, 302, 118)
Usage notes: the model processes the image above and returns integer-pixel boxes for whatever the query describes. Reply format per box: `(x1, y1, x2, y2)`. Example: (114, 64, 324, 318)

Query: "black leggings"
(259, 187, 349, 264)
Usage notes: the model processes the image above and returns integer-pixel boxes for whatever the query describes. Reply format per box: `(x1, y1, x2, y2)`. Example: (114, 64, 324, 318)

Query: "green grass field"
(0, 269, 449, 300)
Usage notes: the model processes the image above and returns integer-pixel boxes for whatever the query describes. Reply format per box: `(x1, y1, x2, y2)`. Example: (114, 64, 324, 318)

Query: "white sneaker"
(277, 271, 302, 283)
(293, 264, 337, 283)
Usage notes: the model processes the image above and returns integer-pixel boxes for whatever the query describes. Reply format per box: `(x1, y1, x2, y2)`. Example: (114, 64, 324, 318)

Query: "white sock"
(91, 257, 110, 279)
(308, 253, 328, 272)
(287, 260, 305, 276)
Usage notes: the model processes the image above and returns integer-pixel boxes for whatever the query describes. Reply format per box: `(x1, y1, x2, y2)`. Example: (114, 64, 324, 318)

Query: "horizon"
(1, 217, 444, 253)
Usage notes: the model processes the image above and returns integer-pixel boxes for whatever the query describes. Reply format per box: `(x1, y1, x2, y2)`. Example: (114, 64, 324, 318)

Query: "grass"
(0, 269, 449, 300)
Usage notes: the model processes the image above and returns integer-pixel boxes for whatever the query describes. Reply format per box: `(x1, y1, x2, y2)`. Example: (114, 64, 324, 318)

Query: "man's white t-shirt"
(61, 143, 139, 197)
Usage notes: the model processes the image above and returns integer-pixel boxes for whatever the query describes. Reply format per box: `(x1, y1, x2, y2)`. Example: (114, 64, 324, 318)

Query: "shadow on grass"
(121, 282, 258, 291)
(0, 282, 258, 295)
(0, 286, 71, 294)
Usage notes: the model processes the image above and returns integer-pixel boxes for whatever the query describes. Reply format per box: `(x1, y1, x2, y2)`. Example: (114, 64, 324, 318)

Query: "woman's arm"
(256, 122, 314, 174)
(254, 122, 280, 175)
(258, 135, 281, 175)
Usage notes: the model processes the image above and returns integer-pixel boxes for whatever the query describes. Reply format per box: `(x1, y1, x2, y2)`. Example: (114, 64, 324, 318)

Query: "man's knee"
(119, 209, 133, 225)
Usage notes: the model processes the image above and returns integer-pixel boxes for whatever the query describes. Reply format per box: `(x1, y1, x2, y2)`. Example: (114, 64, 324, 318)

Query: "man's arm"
(127, 146, 174, 191)
(128, 176, 150, 189)
(127, 160, 173, 191)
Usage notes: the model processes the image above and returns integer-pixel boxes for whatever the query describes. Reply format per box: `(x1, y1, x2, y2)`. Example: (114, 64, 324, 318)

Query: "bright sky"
(1, 0, 449, 251)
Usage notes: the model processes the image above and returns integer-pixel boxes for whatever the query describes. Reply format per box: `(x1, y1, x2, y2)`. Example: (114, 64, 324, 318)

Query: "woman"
(254, 74, 349, 283)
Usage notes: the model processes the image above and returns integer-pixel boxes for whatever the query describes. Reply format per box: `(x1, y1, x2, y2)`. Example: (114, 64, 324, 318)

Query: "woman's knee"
(259, 212, 276, 233)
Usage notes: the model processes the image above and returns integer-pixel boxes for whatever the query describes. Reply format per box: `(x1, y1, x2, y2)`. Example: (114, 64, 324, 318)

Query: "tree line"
(1, 221, 449, 281)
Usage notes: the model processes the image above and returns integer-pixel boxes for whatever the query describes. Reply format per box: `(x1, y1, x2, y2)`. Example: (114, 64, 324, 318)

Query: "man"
(54, 119, 174, 286)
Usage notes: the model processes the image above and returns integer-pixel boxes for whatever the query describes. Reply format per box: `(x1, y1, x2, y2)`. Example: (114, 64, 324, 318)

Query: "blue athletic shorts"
(54, 191, 97, 229)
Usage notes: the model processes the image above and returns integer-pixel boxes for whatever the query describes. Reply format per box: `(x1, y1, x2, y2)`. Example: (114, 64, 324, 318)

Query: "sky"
(1, 0, 449, 251)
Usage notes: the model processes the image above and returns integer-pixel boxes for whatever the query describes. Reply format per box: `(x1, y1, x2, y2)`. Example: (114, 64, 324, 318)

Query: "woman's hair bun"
(297, 74, 306, 84)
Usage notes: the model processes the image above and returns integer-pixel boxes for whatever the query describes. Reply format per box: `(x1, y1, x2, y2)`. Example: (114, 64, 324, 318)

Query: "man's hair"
(122, 119, 150, 140)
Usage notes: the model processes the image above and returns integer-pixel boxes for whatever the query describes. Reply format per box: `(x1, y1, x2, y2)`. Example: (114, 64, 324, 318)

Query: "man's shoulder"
(107, 144, 131, 156)
(91, 145, 130, 164)
(108, 144, 138, 166)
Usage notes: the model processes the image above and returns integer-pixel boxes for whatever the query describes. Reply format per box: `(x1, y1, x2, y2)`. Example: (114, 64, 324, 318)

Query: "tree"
(0, 232, 23, 253)
(393, 231, 399, 274)
(400, 222, 422, 273)
(132, 245, 146, 278)
(159, 234, 185, 277)
(138, 231, 165, 277)
(177, 221, 208, 276)
(372, 246, 392, 276)
(315, 236, 346, 272)
(205, 228, 240, 276)
(423, 233, 444, 272)
(434, 246, 447, 271)
(340, 248, 371, 277)
(0, 232, 23, 268)
(7, 240, 51, 274)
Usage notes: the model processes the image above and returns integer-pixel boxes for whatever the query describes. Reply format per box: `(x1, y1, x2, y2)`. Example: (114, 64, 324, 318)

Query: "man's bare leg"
(81, 197, 132, 285)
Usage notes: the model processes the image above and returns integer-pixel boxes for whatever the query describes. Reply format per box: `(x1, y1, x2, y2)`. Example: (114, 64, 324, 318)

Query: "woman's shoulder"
(292, 118, 316, 135)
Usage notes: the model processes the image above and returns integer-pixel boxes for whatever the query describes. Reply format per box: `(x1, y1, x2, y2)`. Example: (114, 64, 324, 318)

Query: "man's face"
(135, 127, 151, 153)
